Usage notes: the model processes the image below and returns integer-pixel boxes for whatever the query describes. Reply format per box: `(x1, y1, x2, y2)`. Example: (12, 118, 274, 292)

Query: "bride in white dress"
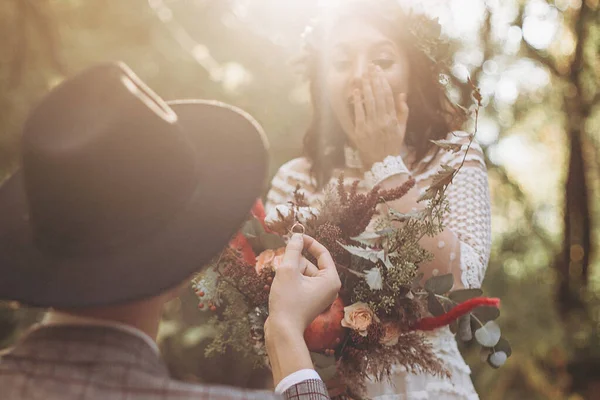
(265, 1, 491, 399)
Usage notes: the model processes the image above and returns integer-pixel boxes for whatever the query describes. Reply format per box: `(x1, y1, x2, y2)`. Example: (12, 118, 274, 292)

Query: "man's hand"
(268, 234, 341, 333)
(264, 233, 341, 388)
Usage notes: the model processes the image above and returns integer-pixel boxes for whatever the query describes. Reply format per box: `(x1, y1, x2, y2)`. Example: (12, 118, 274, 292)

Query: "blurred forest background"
(0, 0, 599, 399)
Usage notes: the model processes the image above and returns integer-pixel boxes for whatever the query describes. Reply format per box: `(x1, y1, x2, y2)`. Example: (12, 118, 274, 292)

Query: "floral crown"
(298, 0, 452, 75)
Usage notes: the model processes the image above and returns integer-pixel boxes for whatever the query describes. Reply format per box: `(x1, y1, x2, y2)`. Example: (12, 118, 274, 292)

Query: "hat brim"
(0, 100, 268, 308)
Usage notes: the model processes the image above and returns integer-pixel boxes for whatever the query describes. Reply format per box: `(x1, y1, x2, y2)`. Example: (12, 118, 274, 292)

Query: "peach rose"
(380, 321, 402, 346)
(255, 247, 285, 274)
(341, 302, 379, 337)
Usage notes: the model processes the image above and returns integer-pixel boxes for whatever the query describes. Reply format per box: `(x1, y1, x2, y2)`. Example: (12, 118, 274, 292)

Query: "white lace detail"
(364, 155, 411, 188)
(444, 165, 491, 289)
(265, 132, 490, 399)
(460, 242, 483, 288)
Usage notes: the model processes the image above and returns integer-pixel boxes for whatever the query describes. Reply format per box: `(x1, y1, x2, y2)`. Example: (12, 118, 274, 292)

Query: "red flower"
(229, 199, 270, 266)
(251, 199, 267, 229)
(230, 232, 256, 265)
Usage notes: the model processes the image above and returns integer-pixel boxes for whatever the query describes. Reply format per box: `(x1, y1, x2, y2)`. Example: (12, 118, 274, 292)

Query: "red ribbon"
(413, 297, 500, 331)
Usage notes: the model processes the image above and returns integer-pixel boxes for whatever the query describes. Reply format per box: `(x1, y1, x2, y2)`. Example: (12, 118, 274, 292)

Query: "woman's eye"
(373, 59, 394, 69)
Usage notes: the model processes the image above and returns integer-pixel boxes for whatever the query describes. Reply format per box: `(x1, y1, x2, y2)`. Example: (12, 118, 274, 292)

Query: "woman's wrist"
(364, 154, 411, 188)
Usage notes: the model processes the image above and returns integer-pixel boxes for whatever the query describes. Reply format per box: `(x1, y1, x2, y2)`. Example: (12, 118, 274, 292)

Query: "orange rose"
(255, 247, 285, 274)
(341, 302, 379, 337)
(380, 321, 402, 346)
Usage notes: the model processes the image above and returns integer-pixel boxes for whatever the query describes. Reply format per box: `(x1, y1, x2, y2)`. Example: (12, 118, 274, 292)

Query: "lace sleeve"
(443, 138, 492, 289)
(265, 158, 317, 211)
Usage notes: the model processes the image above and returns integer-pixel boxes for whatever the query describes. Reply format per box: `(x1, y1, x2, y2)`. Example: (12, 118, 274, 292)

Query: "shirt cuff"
(274, 369, 322, 394)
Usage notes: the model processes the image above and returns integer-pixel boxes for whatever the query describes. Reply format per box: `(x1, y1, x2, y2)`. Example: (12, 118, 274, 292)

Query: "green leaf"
(430, 139, 463, 153)
(417, 187, 438, 202)
(182, 326, 216, 348)
(351, 231, 383, 246)
(424, 274, 454, 295)
(428, 294, 445, 317)
(494, 337, 512, 358)
(247, 237, 263, 254)
(411, 272, 425, 289)
(241, 218, 265, 238)
(260, 233, 286, 250)
(388, 208, 419, 222)
(472, 306, 500, 323)
(475, 321, 501, 347)
(375, 228, 396, 236)
(310, 352, 338, 381)
(339, 243, 381, 263)
(428, 165, 456, 192)
(311, 352, 336, 368)
(448, 288, 483, 303)
(377, 251, 396, 270)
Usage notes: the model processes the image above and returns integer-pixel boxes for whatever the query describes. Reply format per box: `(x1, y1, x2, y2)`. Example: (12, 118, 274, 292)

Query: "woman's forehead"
(326, 18, 396, 51)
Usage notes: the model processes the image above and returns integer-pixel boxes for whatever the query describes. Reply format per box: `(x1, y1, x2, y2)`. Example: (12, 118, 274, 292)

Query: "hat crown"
(22, 63, 199, 255)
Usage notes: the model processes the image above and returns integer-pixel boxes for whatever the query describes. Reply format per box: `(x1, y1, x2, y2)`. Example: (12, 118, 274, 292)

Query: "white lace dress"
(265, 133, 492, 400)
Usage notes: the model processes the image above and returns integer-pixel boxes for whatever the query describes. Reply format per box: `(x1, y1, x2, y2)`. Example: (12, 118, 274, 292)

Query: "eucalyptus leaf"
(471, 306, 500, 323)
(428, 293, 445, 317)
(448, 288, 483, 303)
(488, 351, 507, 368)
(475, 321, 501, 347)
(260, 233, 286, 250)
(424, 274, 453, 295)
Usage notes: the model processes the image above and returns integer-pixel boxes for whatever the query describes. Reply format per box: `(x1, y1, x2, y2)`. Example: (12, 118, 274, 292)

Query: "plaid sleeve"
(282, 379, 330, 400)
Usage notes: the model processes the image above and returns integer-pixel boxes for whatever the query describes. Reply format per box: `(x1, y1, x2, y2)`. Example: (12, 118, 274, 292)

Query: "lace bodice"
(265, 132, 491, 399)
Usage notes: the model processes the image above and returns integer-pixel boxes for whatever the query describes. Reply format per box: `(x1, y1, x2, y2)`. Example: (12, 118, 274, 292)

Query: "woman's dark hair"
(301, 1, 467, 188)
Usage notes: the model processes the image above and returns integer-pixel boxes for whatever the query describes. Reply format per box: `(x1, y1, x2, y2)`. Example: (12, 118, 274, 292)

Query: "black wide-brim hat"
(0, 62, 268, 308)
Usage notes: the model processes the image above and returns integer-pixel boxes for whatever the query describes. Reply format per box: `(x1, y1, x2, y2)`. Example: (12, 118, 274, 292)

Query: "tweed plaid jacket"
(0, 325, 329, 400)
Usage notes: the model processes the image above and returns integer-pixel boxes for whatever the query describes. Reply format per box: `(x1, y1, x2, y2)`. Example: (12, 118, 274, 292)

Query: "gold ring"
(291, 222, 306, 235)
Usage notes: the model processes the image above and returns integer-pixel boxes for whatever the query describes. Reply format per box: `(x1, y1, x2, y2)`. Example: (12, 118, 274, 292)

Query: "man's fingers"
(281, 233, 304, 272)
(300, 258, 320, 277)
(301, 235, 336, 273)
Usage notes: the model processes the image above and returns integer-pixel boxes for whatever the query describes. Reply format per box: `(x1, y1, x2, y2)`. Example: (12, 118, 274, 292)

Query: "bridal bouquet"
(193, 88, 510, 398)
